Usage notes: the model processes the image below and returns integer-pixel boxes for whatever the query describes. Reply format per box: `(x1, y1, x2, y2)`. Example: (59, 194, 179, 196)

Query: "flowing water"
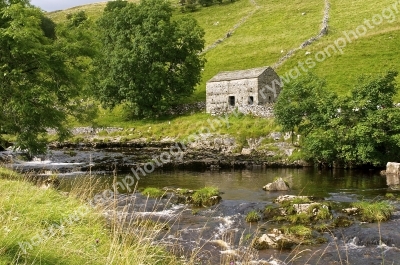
(59, 168, 400, 264)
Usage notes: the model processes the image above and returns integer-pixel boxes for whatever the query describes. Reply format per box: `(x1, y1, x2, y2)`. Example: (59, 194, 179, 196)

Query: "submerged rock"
(274, 195, 314, 203)
(342, 207, 359, 215)
(203, 195, 222, 207)
(263, 178, 290, 191)
(293, 203, 319, 214)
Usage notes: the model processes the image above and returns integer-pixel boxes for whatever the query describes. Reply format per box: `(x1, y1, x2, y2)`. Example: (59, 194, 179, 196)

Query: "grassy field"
(0, 168, 180, 265)
(44, 0, 400, 136)
(279, 0, 400, 98)
(80, 105, 280, 144)
(47, 0, 400, 101)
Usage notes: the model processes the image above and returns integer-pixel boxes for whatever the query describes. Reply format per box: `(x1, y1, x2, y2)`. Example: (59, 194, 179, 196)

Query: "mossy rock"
(263, 205, 281, 219)
(333, 216, 353, 227)
(191, 187, 220, 207)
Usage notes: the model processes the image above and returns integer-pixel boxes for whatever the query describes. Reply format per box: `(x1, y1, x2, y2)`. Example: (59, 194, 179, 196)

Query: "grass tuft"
(141, 187, 165, 198)
(192, 186, 219, 206)
(352, 201, 394, 222)
(245, 210, 261, 223)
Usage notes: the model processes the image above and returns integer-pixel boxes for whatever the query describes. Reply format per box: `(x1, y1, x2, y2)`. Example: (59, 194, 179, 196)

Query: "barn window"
(248, 96, 254, 105)
(229, 96, 235, 106)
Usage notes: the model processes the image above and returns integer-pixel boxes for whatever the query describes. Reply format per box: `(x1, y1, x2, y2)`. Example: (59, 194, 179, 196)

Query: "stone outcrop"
(263, 178, 290, 191)
(252, 230, 295, 250)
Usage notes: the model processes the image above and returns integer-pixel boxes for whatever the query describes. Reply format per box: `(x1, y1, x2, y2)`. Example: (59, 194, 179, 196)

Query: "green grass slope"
(278, 0, 400, 98)
(42, 0, 400, 145)
(46, 0, 400, 103)
(0, 168, 179, 264)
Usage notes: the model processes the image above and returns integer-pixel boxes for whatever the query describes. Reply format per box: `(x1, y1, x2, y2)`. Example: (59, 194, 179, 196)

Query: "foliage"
(192, 186, 219, 206)
(275, 71, 400, 166)
(179, 0, 235, 12)
(94, 0, 205, 118)
(245, 210, 261, 222)
(142, 187, 165, 198)
(352, 201, 394, 222)
(0, 1, 97, 154)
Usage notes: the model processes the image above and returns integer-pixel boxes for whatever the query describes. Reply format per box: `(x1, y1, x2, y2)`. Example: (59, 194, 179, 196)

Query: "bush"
(142, 187, 165, 198)
(245, 210, 261, 222)
(192, 186, 219, 206)
(352, 201, 394, 222)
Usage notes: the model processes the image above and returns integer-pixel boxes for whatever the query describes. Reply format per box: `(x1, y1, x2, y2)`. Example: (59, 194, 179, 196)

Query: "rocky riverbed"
(0, 134, 307, 174)
(92, 188, 400, 265)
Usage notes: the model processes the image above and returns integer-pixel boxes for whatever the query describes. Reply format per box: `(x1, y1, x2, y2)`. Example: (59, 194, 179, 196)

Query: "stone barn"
(206, 66, 282, 114)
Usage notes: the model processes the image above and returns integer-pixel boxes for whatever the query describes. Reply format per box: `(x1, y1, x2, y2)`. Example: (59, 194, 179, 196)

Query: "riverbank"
(1, 130, 309, 174)
(0, 167, 181, 265)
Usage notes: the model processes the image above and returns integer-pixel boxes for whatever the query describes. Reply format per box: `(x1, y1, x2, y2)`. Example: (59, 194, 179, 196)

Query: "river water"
(58, 168, 400, 264)
(61, 167, 392, 200)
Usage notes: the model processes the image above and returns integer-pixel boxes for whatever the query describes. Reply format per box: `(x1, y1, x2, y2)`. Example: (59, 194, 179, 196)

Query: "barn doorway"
(248, 96, 254, 105)
(229, 96, 235, 106)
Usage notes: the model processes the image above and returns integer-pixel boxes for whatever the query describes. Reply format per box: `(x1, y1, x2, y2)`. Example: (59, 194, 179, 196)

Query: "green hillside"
(47, 0, 400, 102)
(39, 0, 400, 147)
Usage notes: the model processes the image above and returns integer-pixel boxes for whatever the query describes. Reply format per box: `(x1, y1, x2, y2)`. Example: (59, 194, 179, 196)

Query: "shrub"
(352, 201, 394, 222)
(245, 210, 261, 222)
(142, 187, 165, 198)
(192, 186, 219, 206)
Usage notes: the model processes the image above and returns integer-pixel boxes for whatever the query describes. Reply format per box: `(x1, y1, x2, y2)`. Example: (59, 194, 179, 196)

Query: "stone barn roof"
(207, 66, 271, 83)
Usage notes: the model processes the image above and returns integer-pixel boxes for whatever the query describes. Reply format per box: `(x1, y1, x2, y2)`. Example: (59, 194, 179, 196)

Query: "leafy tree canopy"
(94, 0, 206, 118)
(0, 1, 97, 154)
(275, 71, 400, 167)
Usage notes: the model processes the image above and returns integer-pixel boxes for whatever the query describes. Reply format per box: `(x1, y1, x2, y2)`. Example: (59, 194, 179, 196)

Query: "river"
(57, 168, 400, 264)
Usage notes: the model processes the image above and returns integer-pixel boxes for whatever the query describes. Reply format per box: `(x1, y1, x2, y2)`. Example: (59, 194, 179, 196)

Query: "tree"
(275, 71, 400, 167)
(274, 73, 337, 141)
(0, 2, 96, 154)
(94, 0, 205, 118)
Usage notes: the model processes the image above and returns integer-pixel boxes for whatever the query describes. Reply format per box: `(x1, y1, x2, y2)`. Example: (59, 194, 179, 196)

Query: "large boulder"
(263, 178, 290, 191)
(386, 162, 400, 175)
